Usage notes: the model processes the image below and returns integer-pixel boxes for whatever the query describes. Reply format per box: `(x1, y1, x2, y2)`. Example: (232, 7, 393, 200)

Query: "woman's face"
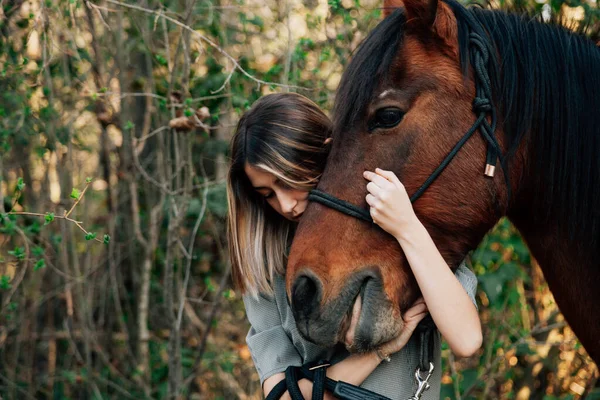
(244, 164, 309, 222)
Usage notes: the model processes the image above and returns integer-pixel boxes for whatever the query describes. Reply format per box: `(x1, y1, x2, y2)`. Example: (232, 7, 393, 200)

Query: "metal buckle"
(308, 363, 331, 371)
(408, 362, 434, 400)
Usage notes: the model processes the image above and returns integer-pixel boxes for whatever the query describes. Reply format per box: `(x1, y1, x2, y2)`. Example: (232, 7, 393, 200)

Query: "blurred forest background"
(1, 0, 599, 398)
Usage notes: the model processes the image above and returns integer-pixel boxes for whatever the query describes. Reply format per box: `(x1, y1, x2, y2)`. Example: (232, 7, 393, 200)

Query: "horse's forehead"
(377, 38, 463, 95)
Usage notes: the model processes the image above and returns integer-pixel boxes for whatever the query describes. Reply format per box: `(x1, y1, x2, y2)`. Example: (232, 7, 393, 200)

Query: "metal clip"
(408, 362, 434, 400)
(308, 363, 330, 371)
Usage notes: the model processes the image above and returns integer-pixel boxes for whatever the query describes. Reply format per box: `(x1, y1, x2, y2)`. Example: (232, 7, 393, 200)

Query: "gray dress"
(244, 260, 478, 400)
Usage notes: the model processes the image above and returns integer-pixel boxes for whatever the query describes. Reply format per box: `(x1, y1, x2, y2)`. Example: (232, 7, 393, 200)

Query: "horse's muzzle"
(290, 268, 401, 351)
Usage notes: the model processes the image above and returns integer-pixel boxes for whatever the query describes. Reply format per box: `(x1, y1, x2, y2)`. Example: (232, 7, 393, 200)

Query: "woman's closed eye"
(275, 179, 293, 191)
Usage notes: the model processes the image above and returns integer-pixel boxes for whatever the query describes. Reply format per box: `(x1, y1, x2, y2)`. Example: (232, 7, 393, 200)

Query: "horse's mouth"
(339, 281, 370, 349)
(340, 293, 363, 348)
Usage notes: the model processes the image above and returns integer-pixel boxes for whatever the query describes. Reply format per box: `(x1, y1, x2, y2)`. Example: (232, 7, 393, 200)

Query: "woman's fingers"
(412, 297, 425, 305)
(375, 168, 404, 188)
(365, 193, 376, 206)
(404, 303, 428, 320)
(364, 171, 393, 190)
(407, 311, 428, 327)
(366, 182, 383, 196)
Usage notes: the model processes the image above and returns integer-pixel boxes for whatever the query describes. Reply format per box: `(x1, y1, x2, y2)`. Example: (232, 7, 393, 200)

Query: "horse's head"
(286, 0, 511, 351)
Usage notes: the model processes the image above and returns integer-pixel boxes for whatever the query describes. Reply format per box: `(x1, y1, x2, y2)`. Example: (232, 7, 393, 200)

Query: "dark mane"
(332, 9, 405, 135)
(333, 1, 600, 243)
(449, 1, 600, 242)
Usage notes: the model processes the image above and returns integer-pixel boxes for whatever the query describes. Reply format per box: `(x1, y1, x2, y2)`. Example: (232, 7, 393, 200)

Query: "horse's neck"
(508, 211, 600, 362)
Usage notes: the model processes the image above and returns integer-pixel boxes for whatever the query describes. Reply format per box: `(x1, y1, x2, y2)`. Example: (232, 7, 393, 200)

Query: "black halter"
(265, 316, 436, 400)
(309, 29, 510, 221)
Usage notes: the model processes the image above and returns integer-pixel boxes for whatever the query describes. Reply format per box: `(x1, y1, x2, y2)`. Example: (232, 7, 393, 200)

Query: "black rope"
(309, 30, 511, 217)
(312, 367, 326, 400)
(308, 190, 373, 222)
(265, 362, 394, 400)
(415, 316, 436, 372)
(285, 365, 305, 400)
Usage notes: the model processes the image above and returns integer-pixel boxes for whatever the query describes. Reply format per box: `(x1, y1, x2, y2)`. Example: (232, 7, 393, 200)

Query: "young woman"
(227, 93, 482, 400)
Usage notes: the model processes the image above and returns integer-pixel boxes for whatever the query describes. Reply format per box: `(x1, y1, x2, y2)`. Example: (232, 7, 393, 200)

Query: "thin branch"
(87, 0, 308, 92)
(65, 181, 92, 218)
(8, 212, 105, 243)
(463, 318, 567, 397)
(176, 177, 209, 329)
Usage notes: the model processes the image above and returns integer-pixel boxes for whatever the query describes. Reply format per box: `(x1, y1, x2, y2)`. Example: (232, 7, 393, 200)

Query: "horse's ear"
(383, 0, 405, 17)
(383, 0, 438, 28)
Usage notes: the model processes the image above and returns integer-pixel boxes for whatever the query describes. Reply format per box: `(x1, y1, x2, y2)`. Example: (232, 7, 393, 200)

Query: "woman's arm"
(364, 168, 482, 357)
(264, 299, 428, 399)
(264, 352, 381, 400)
(393, 220, 482, 357)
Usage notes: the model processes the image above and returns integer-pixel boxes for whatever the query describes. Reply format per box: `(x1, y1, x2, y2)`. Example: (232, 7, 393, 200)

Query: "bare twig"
(463, 318, 567, 397)
(176, 176, 209, 329)
(87, 0, 307, 92)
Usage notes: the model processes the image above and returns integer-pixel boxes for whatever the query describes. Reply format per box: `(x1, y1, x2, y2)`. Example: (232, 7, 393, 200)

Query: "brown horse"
(286, 0, 600, 363)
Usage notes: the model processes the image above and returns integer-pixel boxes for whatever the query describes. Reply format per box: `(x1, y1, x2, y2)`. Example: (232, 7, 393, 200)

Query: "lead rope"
(265, 318, 436, 400)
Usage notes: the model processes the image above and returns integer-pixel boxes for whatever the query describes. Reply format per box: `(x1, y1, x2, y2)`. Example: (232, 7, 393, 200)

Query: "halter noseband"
(310, 29, 510, 221)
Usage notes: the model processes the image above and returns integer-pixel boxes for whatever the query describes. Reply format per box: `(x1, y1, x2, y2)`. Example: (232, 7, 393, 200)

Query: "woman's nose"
(279, 193, 297, 214)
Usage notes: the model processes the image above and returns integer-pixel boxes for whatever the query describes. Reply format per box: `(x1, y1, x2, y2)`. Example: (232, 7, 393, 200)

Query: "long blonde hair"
(227, 93, 331, 296)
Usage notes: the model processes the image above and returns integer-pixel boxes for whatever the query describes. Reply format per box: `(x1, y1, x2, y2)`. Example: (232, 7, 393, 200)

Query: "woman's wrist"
(393, 215, 425, 245)
(375, 347, 391, 363)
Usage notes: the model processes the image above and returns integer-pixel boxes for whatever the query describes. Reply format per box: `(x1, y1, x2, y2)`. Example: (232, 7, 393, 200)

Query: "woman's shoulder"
(456, 257, 476, 279)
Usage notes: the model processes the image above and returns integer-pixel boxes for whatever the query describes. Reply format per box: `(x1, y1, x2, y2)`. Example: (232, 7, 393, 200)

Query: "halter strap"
(265, 316, 437, 400)
(265, 361, 393, 400)
(309, 29, 510, 221)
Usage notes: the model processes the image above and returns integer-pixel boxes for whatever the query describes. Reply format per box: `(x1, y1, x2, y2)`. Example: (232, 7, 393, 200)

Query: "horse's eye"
(368, 108, 404, 132)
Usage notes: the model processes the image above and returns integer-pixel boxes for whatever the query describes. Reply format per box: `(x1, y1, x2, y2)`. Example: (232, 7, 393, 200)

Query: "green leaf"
(85, 177, 92, 184)
(52, 234, 63, 245)
(32, 246, 44, 257)
(85, 232, 97, 241)
(206, 183, 228, 218)
(124, 121, 135, 130)
(34, 259, 46, 271)
(16, 177, 25, 191)
(70, 188, 80, 199)
(155, 54, 168, 66)
(8, 246, 25, 260)
(44, 212, 55, 225)
(62, 370, 77, 384)
(0, 276, 12, 290)
(103, 234, 111, 245)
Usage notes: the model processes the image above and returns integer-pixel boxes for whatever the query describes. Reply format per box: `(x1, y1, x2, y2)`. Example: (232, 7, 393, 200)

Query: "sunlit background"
(0, 0, 598, 398)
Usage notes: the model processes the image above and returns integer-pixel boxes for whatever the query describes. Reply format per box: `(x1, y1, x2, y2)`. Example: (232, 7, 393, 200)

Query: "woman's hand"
(377, 297, 429, 356)
(363, 168, 417, 240)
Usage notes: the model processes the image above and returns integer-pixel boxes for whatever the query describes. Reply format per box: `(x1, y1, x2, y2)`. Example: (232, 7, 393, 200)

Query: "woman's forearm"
(396, 221, 482, 357)
(264, 352, 382, 399)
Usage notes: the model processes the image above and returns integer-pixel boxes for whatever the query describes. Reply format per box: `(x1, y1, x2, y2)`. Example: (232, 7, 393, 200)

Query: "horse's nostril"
(292, 274, 321, 318)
